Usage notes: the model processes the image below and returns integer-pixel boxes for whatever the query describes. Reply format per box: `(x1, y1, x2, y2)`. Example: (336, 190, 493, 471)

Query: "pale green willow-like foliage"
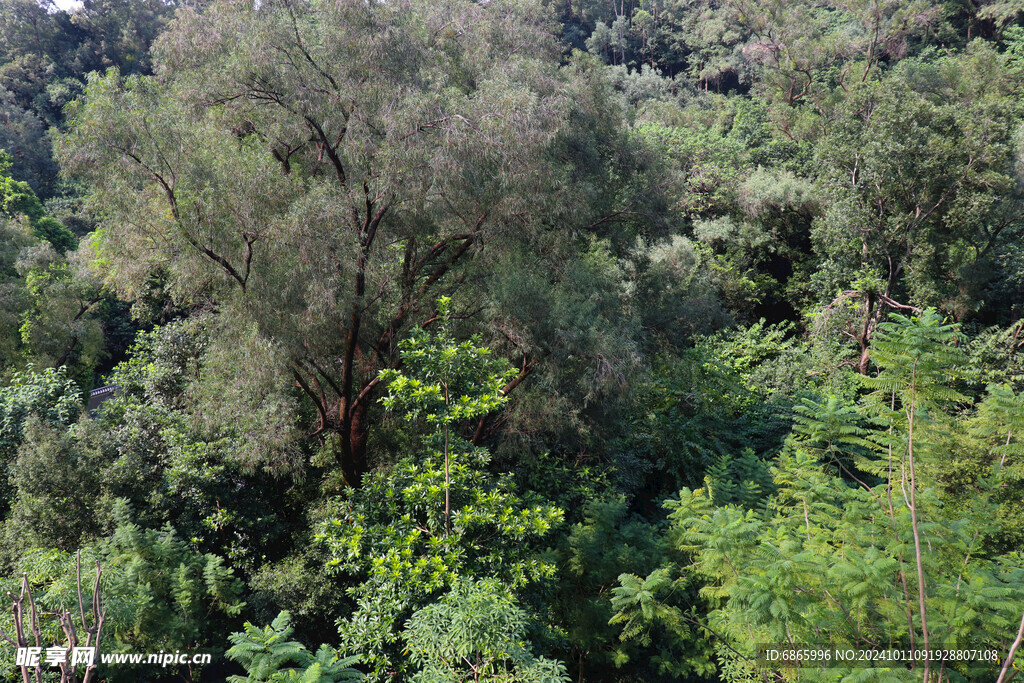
(57, 0, 660, 485)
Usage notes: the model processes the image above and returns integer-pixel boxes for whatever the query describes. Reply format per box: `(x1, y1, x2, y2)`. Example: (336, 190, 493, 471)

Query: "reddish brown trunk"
(338, 400, 370, 488)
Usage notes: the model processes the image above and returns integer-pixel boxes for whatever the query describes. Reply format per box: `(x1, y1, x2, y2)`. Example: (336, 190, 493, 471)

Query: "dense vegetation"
(2, 0, 1024, 680)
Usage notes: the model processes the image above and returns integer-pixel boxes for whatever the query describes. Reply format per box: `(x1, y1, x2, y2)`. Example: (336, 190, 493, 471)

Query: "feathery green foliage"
(227, 611, 363, 683)
(616, 312, 1024, 681)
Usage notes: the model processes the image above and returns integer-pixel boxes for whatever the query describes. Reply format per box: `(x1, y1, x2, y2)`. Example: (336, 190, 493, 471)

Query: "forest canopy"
(0, 0, 1024, 681)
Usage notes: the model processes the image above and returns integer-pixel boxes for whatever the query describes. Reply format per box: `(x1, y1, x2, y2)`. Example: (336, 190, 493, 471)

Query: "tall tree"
(813, 43, 1024, 370)
(59, 0, 652, 486)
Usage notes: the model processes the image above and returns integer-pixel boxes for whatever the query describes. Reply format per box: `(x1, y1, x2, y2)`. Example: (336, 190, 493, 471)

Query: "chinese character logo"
(44, 646, 67, 666)
(15, 647, 40, 667)
(70, 647, 95, 666)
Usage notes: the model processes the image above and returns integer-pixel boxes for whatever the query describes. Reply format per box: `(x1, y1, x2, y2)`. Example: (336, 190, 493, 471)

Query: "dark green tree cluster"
(0, 0, 185, 196)
(2, 0, 1024, 681)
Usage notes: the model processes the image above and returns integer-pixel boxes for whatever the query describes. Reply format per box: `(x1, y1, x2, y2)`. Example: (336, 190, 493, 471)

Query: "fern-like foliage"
(706, 449, 773, 508)
(859, 309, 968, 484)
(963, 322, 1024, 391)
(861, 309, 967, 417)
(791, 395, 872, 472)
(972, 384, 1024, 468)
(607, 566, 716, 678)
(635, 313, 1024, 681)
(226, 611, 362, 683)
(609, 569, 680, 644)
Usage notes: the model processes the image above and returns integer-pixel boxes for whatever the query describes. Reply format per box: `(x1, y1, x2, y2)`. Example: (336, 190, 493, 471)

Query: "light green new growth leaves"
(317, 306, 563, 681)
(379, 298, 519, 429)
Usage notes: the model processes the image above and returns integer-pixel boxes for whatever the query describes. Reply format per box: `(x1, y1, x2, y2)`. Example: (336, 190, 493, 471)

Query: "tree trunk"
(338, 400, 370, 488)
(856, 290, 877, 374)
